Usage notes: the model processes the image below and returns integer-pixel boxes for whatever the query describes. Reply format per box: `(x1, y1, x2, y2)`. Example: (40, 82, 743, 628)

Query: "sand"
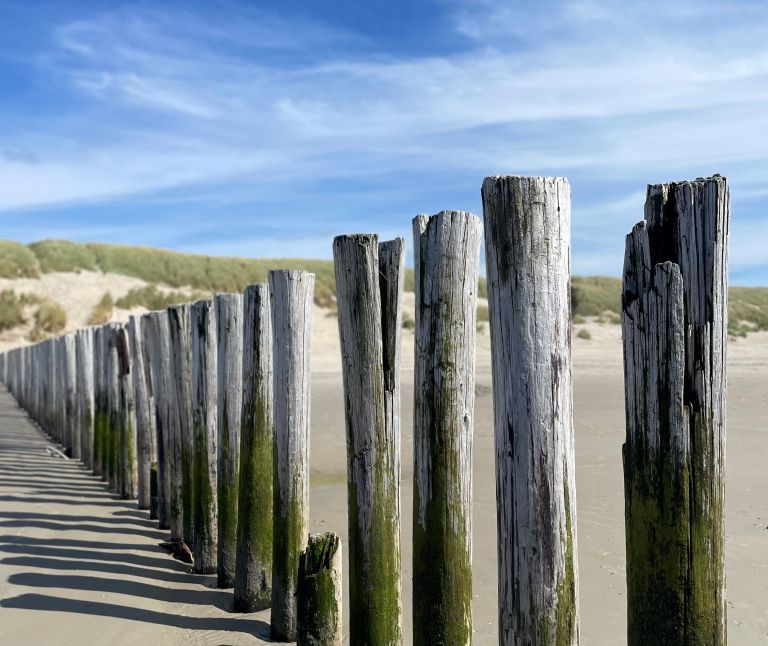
(1, 296, 767, 644)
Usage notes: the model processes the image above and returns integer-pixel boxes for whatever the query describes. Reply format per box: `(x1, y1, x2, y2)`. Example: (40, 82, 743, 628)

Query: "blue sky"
(0, 0, 766, 284)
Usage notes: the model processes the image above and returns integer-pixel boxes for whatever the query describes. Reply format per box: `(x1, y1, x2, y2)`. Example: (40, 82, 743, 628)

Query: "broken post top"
(623, 174, 729, 327)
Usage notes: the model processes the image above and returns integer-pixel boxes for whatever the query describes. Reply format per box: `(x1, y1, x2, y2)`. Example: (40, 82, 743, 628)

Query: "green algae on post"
(296, 532, 342, 646)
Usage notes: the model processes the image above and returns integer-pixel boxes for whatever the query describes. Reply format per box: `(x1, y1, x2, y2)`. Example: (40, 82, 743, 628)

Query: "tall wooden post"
(412, 211, 481, 645)
(333, 235, 404, 645)
(62, 334, 78, 459)
(116, 325, 138, 500)
(75, 328, 95, 471)
(297, 533, 343, 646)
(106, 324, 121, 489)
(215, 293, 244, 588)
(235, 283, 274, 612)
(144, 312, 172, 530)
(92, 327, 105, 478)
(191, 299, 219, 574)
(168, 303, 194, 545)
(269, 270, 313, 642)
(129, 315, 154, 510)
(482, 176, 579, 645)
(622, 175, 729, 645)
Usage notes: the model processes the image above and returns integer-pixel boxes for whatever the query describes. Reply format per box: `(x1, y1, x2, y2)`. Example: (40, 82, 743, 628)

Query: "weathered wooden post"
(168, 303, 194, 546)
(296, 533, 343, 646)
(482, 176, 579, 645)
(269, 270, 313, 642)
(235, 283, 274, 612)
(75, 328, 95, 470)
(144, 312, 172, 530)
(333, 235, 404, 644)
(62, 334, 78, 459)
(106, 324, 121, 489)
(129, 315, 154, 510)
(92, 326, 106, 478)
(116, 325, 138, 499)
(215, 293, 244, 588)
(412, 211, 481, 645)
(622, 175, 729, 645)
(191, 299, 219, 574)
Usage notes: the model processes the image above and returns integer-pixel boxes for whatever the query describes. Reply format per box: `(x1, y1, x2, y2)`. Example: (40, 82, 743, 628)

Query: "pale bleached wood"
(115, 324, 138, 499)
(191, 299, 219, 574)
(482, 175, 579, 645)
(129, 315, 154, 510)
(215, 293, 244, 588)
(144, 312, 172, 530)
(61, 334, 78, 459)
(92, 326, 106, 477)
(412, 211, 481, 645)
(168, 303, 194, 544)
(75, 328, 95, 471)
(235, 283, 274, 612)
(622, 175, 729, 645)
(269, 270, 313, 642)
(106, 324, 121, 489)
(333, 235, 404, 645)
(297, 533, 343, 646)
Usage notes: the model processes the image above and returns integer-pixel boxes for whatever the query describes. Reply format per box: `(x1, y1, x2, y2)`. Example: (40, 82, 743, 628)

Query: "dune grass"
(115, 285, 209, 311)
(0, 290, 25, 331)
(29, 299, 67, 341)
(0, 240, 765, 336)
(87, 293, 114, 326)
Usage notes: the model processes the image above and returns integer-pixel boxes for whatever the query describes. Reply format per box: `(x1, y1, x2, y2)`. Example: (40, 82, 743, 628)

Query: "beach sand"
(1, 309, 766, 644)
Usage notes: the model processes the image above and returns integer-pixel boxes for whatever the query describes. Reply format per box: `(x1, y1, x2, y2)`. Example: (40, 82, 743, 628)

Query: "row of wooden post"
(0, 173, 729, 645)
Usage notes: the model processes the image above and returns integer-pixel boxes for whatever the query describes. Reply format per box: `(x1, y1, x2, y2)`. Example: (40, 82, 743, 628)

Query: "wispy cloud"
(0, 1, 765, 282)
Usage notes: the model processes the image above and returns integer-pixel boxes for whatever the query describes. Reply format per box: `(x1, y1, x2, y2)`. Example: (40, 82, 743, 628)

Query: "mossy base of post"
(149, 462, 158, 520)
(297, 533, 342, 646)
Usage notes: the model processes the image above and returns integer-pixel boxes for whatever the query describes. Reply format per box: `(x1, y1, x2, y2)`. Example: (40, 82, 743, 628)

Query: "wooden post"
(332, 235, 404, 644)
(412, 211, 481, 645)
(215, 293, 244, 589)
(116, 325, 138, 499)
(129, 315, 155, 510)
(269, 270, 313, 642)
(235, 283, 274, 612)
(622, 175, 729, 645)
(92, 327, 105, 478)
(106, 324, 121, 489)
(144, 312, 172, 530)
(297, 532, 343, 646)
(168, 303, 194, 545)
(482, 176, 579, 645)
(75, 328, 95, 471)
(191, 299, 219, 574)
(62, 335, 78, 459)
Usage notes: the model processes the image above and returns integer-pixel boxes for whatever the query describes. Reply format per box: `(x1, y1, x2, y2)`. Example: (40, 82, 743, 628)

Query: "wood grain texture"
(75, 328, 95, 471)
(622, 175, 729, 645)
(191, 299, 219, 574)
(144, 312, 173, 531)
(116, 324, 138, 500)
(235, 283, 274, 613)
(333, 234, 404, 645)
(297, 533, 343, 646)
(92, 327, 105, 478)
(128, 316, 154, 510)
(269, 270, 313, 642)
(412, 211, 481, 646)
(168, 303, 194, 544)
(105, 324, 121, 490)
(482, 175, 579, 646)
(215, 293, 244, 588)
(61, 335, 78, 459)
